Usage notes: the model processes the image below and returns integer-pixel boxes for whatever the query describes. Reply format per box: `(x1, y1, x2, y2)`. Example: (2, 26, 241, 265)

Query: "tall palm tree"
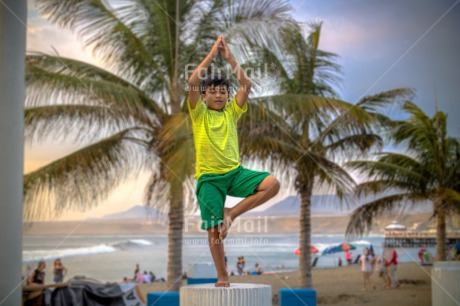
(346, 101, 460, 261)
(25, 0, 294, 291)
(237, 22, 414, 287)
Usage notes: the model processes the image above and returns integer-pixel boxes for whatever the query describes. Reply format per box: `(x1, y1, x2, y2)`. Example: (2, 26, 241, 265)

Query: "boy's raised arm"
(220, 37, 251, 108)
(188, 36, 222, 109)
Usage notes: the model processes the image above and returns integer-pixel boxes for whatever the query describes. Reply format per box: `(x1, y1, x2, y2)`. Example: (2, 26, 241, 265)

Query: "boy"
(188, 36, 280, 287)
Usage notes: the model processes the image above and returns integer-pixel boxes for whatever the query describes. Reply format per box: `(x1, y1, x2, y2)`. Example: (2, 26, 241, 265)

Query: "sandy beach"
(138, 263, 431, 306)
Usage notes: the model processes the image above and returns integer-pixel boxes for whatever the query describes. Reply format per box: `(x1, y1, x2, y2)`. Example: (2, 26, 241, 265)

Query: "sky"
(291, 0, 460, 129)
(24, 0, 460, 220)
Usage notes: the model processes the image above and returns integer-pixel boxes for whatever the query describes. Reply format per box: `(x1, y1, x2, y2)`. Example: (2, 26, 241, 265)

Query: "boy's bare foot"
(215, 280, 230, 287)
(219, 208, 233, 240)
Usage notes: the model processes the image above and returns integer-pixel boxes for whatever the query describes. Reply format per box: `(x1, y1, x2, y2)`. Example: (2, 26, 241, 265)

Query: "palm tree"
(346, 101, 460, 261)
(237, 22, 414, 287)
(25, 0, 294, 291)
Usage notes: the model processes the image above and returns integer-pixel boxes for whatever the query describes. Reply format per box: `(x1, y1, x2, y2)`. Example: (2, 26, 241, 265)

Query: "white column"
(0, 0, 26, 305)
(180, 283, 272, 306)
(432, 262, 460, 306)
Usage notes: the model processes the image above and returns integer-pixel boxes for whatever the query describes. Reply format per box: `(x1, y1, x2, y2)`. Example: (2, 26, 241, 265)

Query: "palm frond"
(345, 192, 425, 236)
(26, 61, 161, 125)
(304, 152, 356, 198)
(250, 94, 339, 129)
(312, 89, 414, 149)
(144, 169, 170, 213)
(392, 101, 436, 149)
(184, 0, 295, 71)
(34, 0, 164, 84)
(25, 104, 144, 145)
(219, 0, 295, 59)
(358, 88, 415, 113)
(157, 113, 195, 207)
(23, 129, 147, 221)
(354, 180, 428, 199)
(238, 102, 302, 162)
(377, 152, 421, 169)
(346, 160, 427, 186)
(325, 134, 383, 158)
(439, 188, 460, 206)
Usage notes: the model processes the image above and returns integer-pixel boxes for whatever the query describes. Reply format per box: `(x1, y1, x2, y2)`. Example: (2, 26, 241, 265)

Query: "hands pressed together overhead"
(189, 35, 250, 109)
(211, 35, 232, 61)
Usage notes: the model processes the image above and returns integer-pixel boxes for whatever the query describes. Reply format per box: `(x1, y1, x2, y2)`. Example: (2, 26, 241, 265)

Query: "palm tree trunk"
(166, 194, 184, 291)
(298, 182, 313, 288)
(435, 200, 447, 261)
(169, 0, 182, 114)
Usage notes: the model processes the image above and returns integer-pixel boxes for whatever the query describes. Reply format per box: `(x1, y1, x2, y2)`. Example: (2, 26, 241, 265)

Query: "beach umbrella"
(342, 243, 356, 251)
(294, 245, 319, 255)
(322, 243, 356, 255)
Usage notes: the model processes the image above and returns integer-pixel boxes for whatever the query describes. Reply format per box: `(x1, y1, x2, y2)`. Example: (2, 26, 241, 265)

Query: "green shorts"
(196, 166, 270, 230)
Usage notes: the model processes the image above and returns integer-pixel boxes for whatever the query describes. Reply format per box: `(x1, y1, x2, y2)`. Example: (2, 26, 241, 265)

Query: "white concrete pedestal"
(180, 283, 272, 306)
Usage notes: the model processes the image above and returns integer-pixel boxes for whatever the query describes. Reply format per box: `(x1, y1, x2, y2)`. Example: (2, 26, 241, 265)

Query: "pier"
(384, 230, 460, 247)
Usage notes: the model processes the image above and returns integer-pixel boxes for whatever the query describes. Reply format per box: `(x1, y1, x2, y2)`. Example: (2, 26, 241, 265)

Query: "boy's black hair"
(201, 74, 230, 94)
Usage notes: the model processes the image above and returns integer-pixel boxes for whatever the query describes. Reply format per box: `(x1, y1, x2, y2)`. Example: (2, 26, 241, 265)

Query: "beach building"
(384, 220, 460, 247)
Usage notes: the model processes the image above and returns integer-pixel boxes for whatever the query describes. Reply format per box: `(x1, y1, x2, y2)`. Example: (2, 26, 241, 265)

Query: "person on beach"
(149, 271, 156, 282)
(253, 263, 263, 275)
(236, 257, 244, 275)
(359, 247, 376, 291)
(29, 261, 46, 286)
(423, 249, 433, 265)
(375, 251, 390, 288)
(53, 258, 67, 283)
(188, 35, 280, 287)
(143, 271, 151, 283)
(418, 246, 426, 265)
(135, 270, 144, 283)
(345, 250, 352, 266)
(133, 263, 140, 281)
(383, 246, 399, 289)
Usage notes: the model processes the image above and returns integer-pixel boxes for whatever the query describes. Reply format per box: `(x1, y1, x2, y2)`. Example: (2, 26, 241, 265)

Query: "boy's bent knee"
(259, 176, 280, 194)
(268, 176, 280, 190)
(271, 178, 281, 194)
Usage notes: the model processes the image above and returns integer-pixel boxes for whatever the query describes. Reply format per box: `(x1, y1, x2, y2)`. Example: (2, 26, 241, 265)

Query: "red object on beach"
(294, 245, 319, 255)
(322, 243, 357, 255)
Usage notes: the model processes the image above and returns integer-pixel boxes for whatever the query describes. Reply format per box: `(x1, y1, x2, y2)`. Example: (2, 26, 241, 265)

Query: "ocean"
(22, 234, 434, 284)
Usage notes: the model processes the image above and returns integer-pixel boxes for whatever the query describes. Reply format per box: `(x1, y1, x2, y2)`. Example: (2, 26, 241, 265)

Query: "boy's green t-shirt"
(188, 96, 247, 179)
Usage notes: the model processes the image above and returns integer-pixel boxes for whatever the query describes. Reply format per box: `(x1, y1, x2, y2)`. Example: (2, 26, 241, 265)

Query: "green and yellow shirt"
(188, 97, 247, 179)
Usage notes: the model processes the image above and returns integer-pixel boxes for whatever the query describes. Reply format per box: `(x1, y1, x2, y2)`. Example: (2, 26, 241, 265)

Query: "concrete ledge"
(180, 283, 272, 306)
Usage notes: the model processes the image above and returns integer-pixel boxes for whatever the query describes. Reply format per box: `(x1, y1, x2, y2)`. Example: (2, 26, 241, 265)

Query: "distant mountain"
(249, 194, 433, 217)
(98, 205, 166, 220)
(250, 195, 350, 216)
(97, 193, 433, 220)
